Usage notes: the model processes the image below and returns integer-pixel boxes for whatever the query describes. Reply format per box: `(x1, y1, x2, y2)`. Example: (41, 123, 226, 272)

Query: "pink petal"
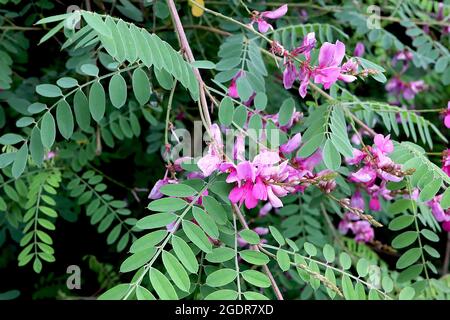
(332, 41, 346, 66)
(252, 178, 268, 200)
(280, 133, 302, 154)
(244, 183, 259, 209)
(338, 73, 357, 83)
(351, 190, 365, 210)
(299, 77, 309, 98)
(318, 42, 335, 67)
(257, 20, 271, 33)
(229, 185, 244, 204)
(369, 196, 381, 211)
(346, 148, 366, 165)
(148, 179, 168, 199)
(236, 161, 256, 181)
(283, 63, 297, 89)
(444, 114, 450, 129)
(354, 42, 365, 57)
(197, 153, 221, 177)
(374, 134, 394, 154)
(267, 187, 283, 208)
(253, 151, 280, 166)
(259, 202, 272, 216)
(350, 167, 376, 183)
(261, 4, 288, 19)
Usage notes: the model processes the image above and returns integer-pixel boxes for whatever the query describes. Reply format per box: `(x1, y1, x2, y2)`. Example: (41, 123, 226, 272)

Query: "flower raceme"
(279, 32, 359, 98)
(196, 123, 331, 210)
(346, 134, 403, 213)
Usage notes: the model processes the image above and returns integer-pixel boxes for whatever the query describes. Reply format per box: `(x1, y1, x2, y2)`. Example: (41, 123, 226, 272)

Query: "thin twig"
(166, 0, 212, 131)
(443, 233, 450, 275)
(232, 203, 284, 300)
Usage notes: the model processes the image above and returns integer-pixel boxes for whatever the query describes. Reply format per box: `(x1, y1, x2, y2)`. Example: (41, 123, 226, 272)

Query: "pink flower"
(369, 196, 381, 211)
(280, 133, 302, 154)
(374, 134, 394, 154)
(351, 190, 365, 210)
(444, 101, 450, 129)
(291, 32, 316, 60)
(283, 61, 297, 89)
(313, 40, 346, 89)
(294, 149, 322, 172)
(252, 4, 288, 33)
(353, 221, 374, 243)
(148, 178, 177, 199)
(286, 32, 317, 98)
(428, 195, 450, 222)
(353, 42, 365, 57)
(350, 166, 377, 184)
(443, 221, 450, 232)
(346, 148, 367, 165)
(254, 227, 269, 235)
(403, 80, 426, 100)
(198, 154, 222, 177)
(298, 65, 311, 98)
(197, 124, 223, 177)
(225, 150, 298, 209)
(386, 77, 426, 100)
(228, 71, 241, 98)
(44, 151, 57, 160)
(442, 150, 450, 177)
(229, 180, 259, 209)
(338, 213, 374, 243)
(259, 202, 272, 216)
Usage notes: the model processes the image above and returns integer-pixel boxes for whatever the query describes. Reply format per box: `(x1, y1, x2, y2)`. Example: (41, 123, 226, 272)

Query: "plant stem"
(443, 233, 450, 275)
(166, 0, 212, 131)
(232, 203, 284, 300)
(165, 80, 178, 146)
(233, 214, 242, 300)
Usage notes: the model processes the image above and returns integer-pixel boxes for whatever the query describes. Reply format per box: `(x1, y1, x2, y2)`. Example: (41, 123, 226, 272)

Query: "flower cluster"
(426, 150, 450, 232)
(338, 191, 375, 243)
(346, 134, 403, 212)
(386, 49, 427, 102)
(427, 195, 450, 232)
(196, 123, 332, 211)
(280, 32, 359, 98)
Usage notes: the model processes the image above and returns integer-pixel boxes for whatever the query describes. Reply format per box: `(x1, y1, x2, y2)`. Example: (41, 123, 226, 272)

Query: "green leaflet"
(56, 100, 74, 140)
(89, 81, 106, 123)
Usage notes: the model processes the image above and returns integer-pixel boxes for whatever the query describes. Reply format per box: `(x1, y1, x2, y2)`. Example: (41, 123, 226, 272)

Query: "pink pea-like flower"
(442, 149, 450, 177)
(252, 4, 288, 33)
(280, 133, 302, 154)
(353, 42, 365, 57)
(374, 134, 394, 154)
(444, 101, 450, 129)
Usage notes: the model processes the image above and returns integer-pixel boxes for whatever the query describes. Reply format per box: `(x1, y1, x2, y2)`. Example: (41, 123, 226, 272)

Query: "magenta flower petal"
(374, 134, 394, 154)
(267, 187, 283, 208)
(350, 167, 376, 183)
(261, 4, 288, 19)
(197, 153, 221, 177)
(236, 161, 256, 182)
(229, 185, 244, 204)
(445, 114, 450, 129)
(354, 42, 365, 57)
(252, 177, 268, 200)
(280, 133, 302, 154)
(257, 19, 272, 33)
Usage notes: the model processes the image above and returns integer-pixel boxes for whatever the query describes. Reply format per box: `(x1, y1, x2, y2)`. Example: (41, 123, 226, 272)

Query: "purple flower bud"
(353, 42, 365, 57)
